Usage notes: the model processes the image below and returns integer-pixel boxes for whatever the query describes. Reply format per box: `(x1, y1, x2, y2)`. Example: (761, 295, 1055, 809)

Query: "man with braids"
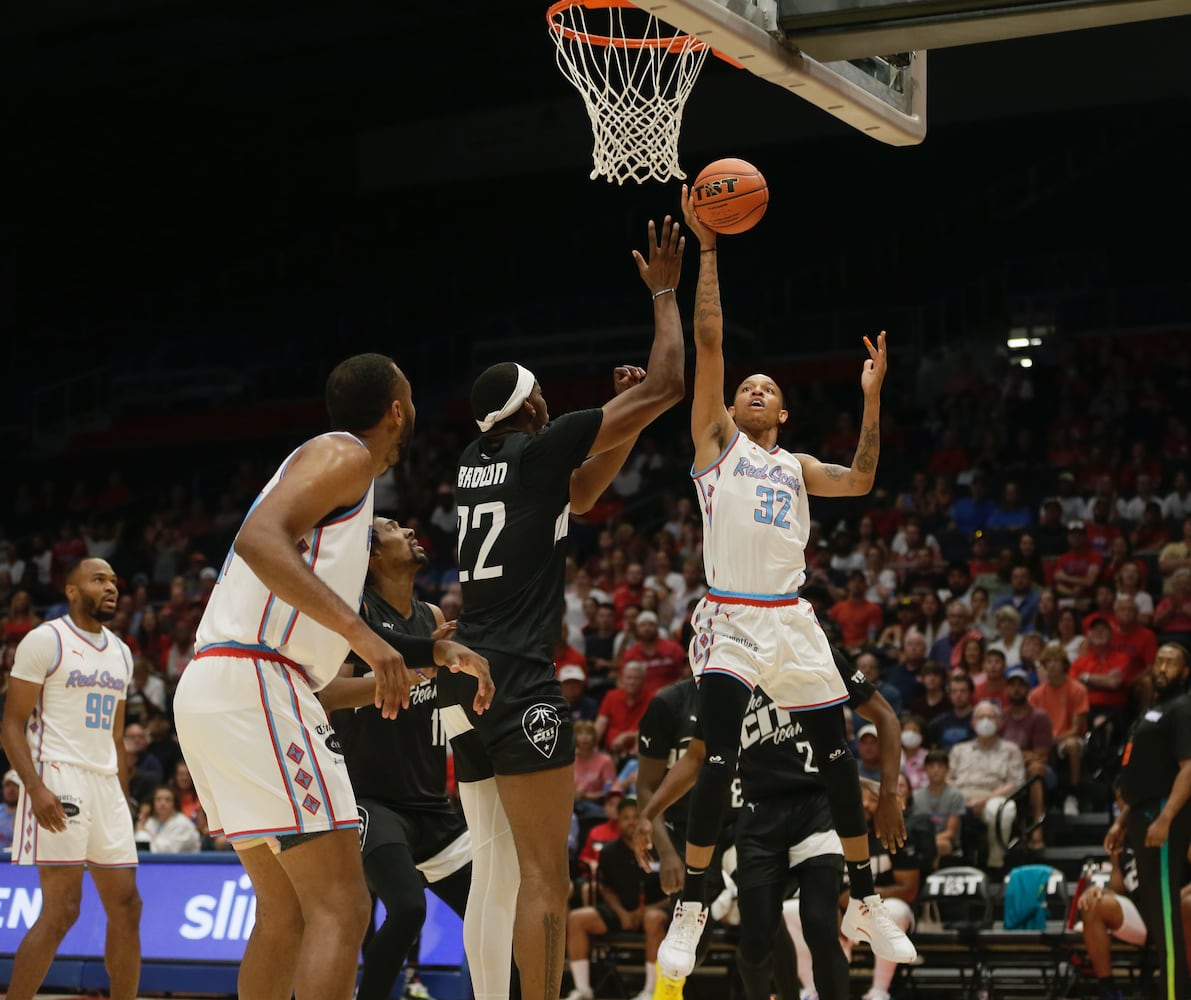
(173, 354, 491, 1000)
(653, 189, 914, 986)
(436, 217, 687, 1000)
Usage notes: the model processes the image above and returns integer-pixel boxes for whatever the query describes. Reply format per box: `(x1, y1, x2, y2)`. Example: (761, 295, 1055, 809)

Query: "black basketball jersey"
(454, 409, 603, 661)
(333, 587, 450, 810)
(737, 654, 876, 801)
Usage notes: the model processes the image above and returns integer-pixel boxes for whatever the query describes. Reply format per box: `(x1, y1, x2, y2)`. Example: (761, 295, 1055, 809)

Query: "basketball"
(691, 157, 768, 235)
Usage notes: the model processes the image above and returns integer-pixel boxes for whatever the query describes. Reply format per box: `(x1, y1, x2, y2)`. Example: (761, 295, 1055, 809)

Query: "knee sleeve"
(459, 777, 520, 1000)
(686, 674, 752, 848)
(794, 707, 866, 840)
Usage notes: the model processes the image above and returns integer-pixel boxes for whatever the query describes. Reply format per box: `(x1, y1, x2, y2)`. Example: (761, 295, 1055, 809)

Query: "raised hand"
(632, 216, 684, 297)
(861, 330, 888, 397)
(613, 365, 646, 395)
(679, 183, 716, 250)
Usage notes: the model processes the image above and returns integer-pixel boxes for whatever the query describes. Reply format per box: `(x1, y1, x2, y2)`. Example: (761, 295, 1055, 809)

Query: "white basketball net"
(548, 1, 711, 185)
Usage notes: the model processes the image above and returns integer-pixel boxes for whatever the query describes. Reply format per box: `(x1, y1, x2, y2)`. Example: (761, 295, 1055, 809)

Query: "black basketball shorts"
(357, 798, 469, 873)
(438, 650, 574, 778)
(733, 788, 843, 892)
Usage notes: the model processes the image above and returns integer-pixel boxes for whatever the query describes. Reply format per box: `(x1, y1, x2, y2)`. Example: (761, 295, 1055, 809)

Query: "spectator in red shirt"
(1071, 614, 1136, 738)
(578, 789, 627, 867)
(1110, 595, 1158, 686)
(1053, 522, 1104, 606)
(554, 614, 589, 676)
(973, 649, 1011, 711)
(595, 661, 651, 757)
(828, 571, 885, 653)
(49, 521, 88, 594)
(612, 562, 647, 628)
(617, 610, 687, 697)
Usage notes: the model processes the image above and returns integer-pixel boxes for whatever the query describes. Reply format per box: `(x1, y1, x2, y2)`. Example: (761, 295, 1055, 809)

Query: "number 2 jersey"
(693, 429, 811, 597)
(11, 616, 133, 775)
(454, 409, 603, 661)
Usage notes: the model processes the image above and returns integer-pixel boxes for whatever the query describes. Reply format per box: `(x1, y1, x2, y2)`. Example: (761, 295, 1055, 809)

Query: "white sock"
(645, 961, 657, 992)
(571, 959, 591, 994)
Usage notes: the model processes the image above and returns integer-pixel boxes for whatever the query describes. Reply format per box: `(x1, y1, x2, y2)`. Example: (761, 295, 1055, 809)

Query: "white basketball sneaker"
(841, 894, 917, 963)
(656, 900, 708, 979)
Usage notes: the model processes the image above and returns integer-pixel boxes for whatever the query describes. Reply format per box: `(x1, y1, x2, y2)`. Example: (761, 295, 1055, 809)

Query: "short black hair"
(925, 749, 950, 767)
(325, 354, 403, 432)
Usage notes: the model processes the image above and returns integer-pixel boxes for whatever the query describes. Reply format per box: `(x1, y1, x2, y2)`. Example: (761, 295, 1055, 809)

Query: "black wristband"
(388, 634, 438, 669)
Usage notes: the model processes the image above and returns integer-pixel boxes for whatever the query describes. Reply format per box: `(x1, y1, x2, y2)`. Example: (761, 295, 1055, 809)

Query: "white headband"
(476, 364, 536, 432)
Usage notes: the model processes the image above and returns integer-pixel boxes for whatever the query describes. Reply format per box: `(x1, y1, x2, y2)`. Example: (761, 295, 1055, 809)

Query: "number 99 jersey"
(692, 430, 811, 599)
(11, 618, 132, 775)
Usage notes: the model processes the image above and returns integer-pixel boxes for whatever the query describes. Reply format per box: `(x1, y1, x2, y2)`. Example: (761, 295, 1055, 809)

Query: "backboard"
(646, 0, 1188, 145)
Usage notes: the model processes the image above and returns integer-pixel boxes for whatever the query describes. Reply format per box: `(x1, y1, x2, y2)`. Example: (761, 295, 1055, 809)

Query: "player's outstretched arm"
(854, 688, 907, 851)
(679, 185, 734, 471)
(233, 435, 413, 718)
(798, 331, 887, 497)
(571, 365, 645, 513)
(632, 736, 706, 873)
(586, 218, 685, 458)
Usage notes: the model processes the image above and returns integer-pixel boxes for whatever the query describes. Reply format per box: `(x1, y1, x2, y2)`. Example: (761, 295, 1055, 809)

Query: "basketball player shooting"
(655, 187, 915, 983)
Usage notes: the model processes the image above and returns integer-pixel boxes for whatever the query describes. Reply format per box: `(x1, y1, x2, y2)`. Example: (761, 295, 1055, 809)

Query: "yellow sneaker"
(652, 962, 686, 1000)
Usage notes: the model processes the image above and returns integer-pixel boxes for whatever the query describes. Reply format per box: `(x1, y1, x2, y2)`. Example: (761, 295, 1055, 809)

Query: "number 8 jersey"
(693, 430, 812, 598)
(10, 617, 133, 776)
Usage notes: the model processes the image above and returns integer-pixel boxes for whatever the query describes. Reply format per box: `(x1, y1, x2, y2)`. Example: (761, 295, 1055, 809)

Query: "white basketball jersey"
(10, 617, 132, 775)
(692, 430, 811, 597)
(196, 432, 375, 690)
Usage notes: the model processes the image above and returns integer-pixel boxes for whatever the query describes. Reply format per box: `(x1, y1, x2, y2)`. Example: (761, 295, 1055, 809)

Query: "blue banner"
(0, 856, 464, 965)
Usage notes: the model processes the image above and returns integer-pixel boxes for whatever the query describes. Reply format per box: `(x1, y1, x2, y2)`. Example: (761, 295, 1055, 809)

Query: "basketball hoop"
(547, 0, 713, 185)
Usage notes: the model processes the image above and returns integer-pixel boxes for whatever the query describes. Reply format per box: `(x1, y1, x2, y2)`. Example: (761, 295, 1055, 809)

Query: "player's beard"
(87, 594, 117, 623)
(1154, 672, 1188, 701)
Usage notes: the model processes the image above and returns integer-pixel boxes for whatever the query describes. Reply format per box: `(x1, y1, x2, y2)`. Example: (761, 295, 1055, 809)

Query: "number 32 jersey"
(454, 409, 603, 662)
(11, 617, 132, 776)
(693, 430, 811, 597)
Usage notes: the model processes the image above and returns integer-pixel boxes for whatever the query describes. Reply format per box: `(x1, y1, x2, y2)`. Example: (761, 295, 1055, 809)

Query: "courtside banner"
(0, 856, 463, 964)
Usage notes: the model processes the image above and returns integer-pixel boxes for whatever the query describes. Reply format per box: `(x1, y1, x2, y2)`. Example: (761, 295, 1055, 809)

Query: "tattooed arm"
(798, 331, 888, 497)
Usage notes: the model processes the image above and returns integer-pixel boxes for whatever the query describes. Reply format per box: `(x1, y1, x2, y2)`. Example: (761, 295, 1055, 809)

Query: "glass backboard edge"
(644, 0, 928, 145)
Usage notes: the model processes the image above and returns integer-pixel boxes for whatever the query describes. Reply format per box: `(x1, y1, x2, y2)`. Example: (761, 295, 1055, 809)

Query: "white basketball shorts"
(13, 761, 137, 868)
(173, 647, 360, 847)
(688, 590, 848, 710)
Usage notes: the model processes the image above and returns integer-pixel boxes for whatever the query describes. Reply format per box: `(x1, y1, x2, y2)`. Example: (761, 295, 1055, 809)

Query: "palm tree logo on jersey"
(522, 703, 562, 759)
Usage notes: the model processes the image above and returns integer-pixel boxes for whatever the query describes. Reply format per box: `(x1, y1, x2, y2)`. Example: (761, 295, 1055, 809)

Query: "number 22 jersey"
(693, 430, 811, 598)
(454, 409, 603, 662)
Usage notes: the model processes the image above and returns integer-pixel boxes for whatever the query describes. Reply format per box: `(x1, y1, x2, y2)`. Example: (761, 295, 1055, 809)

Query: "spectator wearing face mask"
(949, 700, 1026, 870)
(900, 714, 929, 790)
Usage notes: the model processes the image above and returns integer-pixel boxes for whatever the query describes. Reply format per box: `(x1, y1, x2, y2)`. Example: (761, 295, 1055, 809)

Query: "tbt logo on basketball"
(691, 157, 768, 235)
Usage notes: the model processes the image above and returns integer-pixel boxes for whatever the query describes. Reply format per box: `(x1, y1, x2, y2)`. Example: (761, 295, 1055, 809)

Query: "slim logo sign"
(181, 873, 257, 941)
